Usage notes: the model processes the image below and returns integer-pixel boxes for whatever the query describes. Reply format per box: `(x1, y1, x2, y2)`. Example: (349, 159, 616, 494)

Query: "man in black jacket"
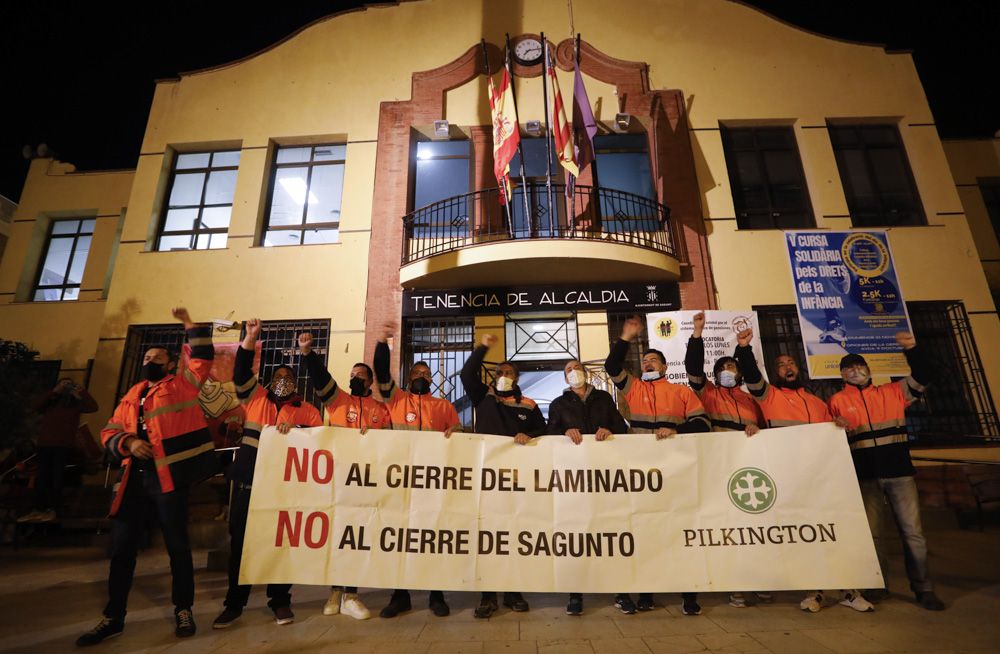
(460, 333, 546, 618)
(546, 359, 637, 616)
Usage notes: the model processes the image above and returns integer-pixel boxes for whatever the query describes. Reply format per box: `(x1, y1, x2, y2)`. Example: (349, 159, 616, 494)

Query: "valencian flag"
(488, 62, 520, 202)
(546, 42, 579, 179)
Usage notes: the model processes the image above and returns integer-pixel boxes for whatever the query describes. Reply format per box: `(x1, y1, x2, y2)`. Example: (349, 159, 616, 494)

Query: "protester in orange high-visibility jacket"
(373, 322, 460, 620)
(213, 318, 322, 631)
(604, 315, 709, 617)
(299, 330, 389, 621)
(828, 332, 945, 612)
(78, 308, 218, 647)
(732, 326, 869, 615)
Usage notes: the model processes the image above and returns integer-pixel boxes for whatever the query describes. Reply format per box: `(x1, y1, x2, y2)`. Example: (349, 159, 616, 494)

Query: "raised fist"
(736, 328, 753, 347)
(298, 331, 313, 354)
(482, 333, 498, 348)
(245, 318, 262, 340)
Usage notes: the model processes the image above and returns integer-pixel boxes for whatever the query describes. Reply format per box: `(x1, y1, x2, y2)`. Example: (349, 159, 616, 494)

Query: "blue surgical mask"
(641, 370, 664, 382)
(718, 370, 738, 388)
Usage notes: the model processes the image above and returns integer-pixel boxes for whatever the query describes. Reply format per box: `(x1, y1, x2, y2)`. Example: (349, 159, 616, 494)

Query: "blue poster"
(785, 231, 912, 379)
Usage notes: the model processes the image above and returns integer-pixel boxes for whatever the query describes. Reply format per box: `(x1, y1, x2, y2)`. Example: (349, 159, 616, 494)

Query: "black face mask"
(349, 377, 369, 397)
(409, 377, 431, 395)
(140, 362, 168, 382)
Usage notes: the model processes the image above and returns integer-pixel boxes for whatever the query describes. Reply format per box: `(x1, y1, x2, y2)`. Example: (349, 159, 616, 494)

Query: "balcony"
(400, 183, 681, 288)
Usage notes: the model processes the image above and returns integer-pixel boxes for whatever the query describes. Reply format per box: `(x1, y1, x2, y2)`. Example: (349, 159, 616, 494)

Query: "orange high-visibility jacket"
(303, 350, 391, 430)
(685, 336, 764, 431)
(735, 343, 832, 427)
(230, 345, 322, 484)
(101, 325, 219, 513)
(374, 341, 462, 432)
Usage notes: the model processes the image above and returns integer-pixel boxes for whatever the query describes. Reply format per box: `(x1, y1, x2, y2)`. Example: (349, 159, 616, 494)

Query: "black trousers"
(105, 467, 194, 620)
(225, 484, 292, 609)
(34, 446, 70, 511)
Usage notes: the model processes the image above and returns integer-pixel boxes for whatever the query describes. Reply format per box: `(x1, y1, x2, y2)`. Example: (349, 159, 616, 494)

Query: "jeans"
(860, 476, 933, 593)
(34, 446, 71, 511)
(105, 468, 195, 620)
(225, 484, 292, 609)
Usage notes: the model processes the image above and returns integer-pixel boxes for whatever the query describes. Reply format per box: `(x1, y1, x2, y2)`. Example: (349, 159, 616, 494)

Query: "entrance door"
(503, 311, 579, 420)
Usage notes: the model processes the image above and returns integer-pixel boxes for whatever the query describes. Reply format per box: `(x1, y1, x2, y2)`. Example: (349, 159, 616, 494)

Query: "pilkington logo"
(728, 467, 776, 514)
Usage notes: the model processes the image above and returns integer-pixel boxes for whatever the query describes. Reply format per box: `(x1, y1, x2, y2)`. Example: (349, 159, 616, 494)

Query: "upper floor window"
(263, 145, 345, 247)
(411, 140, 472, 239)
(721, 125, 814, 230)
(157, 151, 240, 251)
(34, 219, 95, 301)
(829, 124, 924, 227)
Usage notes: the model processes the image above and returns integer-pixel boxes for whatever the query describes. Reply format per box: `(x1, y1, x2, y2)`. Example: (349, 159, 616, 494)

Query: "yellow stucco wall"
(942, 138, 1000, 292)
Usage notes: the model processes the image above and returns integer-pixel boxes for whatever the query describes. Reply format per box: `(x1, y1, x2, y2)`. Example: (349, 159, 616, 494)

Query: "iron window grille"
(245, 319, 331, 411)
(504, 313, 579, 362)
(721, 125, 815, 230)
(263, 144, 346, 247)
(752, 305, 843, 402)
(33, 218, 95, 301)
(156, 150, 241, 251)
(402, 318, 475, 428)
(116, 324, 187, 400)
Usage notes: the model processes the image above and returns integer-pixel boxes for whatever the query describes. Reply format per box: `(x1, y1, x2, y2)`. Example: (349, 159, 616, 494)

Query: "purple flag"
(572, 59, 598, 176)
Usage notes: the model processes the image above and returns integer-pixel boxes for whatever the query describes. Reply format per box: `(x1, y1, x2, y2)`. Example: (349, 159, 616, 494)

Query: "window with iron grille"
(829, 124, 925, 227)
(33, 218, 95, 301)
(752, 305, 842, 402)
(606, 312, 650, 377)
(116, 324, 187, 400)
(247, 320, 331, 411)
(402, 318, 475, 428)
(721, 126, 814, 230)
(504, 312, 578, 362)
(263, 145, 345, 247)
(157, 151, 241, 251)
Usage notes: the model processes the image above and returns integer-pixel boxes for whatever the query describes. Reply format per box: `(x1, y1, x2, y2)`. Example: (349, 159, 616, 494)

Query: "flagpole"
(541, 33, 556, 236)
(505, 33, 532, 239)
(481, 39, 514, 236)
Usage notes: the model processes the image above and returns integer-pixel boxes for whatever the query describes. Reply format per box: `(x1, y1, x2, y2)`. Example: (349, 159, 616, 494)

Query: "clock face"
(513, 37, 543, 65)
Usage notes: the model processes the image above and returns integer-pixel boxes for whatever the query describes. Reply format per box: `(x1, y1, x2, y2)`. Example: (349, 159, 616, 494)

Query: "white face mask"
(718, 370, 738, 388)
(495, 376, 515, 392)
(566, 369, 586, 388)
(641, 370, 664, 382)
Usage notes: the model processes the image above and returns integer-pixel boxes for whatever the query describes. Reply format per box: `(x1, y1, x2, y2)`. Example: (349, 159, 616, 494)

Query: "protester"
(77, 308, 218, 646)
(300, 330, 390, 620)
(828, 332, 945, 611)
(605, 316, 709, 615)
(460, 333, 546, 618)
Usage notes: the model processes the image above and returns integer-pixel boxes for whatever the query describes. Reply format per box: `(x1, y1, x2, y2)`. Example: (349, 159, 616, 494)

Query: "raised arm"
(605, 316, 642, 391)
(174, 307, 214, 390)
(374, 322, 399, 401)
(685, 311, 707, 392)
(298, 331, 340, 406)
(234, 317, 262, 402)
(460, 334, 494, 406)
(733, 328, 768, 399)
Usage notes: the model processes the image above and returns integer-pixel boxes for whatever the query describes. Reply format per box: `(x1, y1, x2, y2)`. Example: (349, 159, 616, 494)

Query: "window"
(505, 313, 579, 362)
(979, 179, 1000, 243)
(253, 319, 331, 411)
(116, 324, 186, 399)
(509, 138, 561, 237)
(157, 151, 240, 251)
(721, 126, 813, 230)
(607, 312, 650, 378)
(263, 145, 345, 247)
(402, 318, 475, 427)
(752, 305, 841, 402)
(829, 124, 924, 227)
(594, 133, 659, 231)
(413, 140, 471, 236)
(33, 219, 95, 301)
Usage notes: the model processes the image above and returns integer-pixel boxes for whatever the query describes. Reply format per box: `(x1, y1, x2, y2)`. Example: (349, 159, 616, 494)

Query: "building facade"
(1, 0, 997, 448)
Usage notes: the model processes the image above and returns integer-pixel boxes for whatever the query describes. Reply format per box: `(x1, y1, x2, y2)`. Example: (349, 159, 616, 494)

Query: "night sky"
(2, 1, 997, 202)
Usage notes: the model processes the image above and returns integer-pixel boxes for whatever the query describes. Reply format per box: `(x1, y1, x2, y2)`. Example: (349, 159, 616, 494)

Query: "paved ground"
(0, 514, 998, 653)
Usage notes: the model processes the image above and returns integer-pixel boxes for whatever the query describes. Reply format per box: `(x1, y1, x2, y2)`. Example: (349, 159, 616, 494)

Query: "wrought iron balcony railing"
(401, 182, 674, 265)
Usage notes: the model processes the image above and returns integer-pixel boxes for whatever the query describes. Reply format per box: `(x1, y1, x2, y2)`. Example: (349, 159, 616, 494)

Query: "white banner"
(241, 425, 881, 592)
(646, 310, 768, 384)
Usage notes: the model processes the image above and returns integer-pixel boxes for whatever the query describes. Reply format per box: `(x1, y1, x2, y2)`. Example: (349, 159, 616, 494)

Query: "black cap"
(839, 353, 868, 370)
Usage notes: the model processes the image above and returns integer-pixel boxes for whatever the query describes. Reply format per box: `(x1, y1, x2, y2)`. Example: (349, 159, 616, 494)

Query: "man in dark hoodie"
(460, 333, 546, 618)
(828, 332, 944, 611)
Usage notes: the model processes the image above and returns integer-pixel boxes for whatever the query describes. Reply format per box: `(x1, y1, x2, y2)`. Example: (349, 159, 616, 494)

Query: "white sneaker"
(800, 591, 825, 613)
(840, 590, 874, 612)
(340, 593, 371, 620)
(323, 589, 342, 616)
(729, 593, 747, 608)
(16, 510, 44, 524)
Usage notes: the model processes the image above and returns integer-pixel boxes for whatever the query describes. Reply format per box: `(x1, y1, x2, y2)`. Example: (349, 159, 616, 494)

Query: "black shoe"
(615, 594, 637, 615)
(681, 596, 702, 616)
(429, 591, 450, 617)
(175, 609, 196, 638)
(474, 594, 498, 619)
(76, 617, 124, 647)
(272, 606, 295, 625)
(566, 593, 583, 616)
(862, 589, 888, 605)
(380, 591, 412, 618)
(916, 591, 945, 611)
(212, 607, 242, 629)
(637, 593, 655, 611)
(503, 592, 529, 612)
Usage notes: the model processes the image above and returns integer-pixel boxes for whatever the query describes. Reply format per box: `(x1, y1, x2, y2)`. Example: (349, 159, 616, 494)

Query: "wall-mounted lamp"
(526, 120, 543, 135)
(615, 113, 631, 132)
(433, 120, 450, 137)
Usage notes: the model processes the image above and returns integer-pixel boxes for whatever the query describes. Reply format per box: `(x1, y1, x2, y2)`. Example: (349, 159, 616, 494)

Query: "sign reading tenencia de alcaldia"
(402, 283, 681, 317)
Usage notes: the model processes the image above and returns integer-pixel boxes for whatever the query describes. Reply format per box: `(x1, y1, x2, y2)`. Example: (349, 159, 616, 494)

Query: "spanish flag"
(488, 63, 520, 201)
(546, 44, 579, 178)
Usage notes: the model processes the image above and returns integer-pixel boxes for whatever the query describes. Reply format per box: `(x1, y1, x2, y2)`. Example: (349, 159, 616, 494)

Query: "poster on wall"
(645, 311, 768, 384)
(784, 230, 912, 379)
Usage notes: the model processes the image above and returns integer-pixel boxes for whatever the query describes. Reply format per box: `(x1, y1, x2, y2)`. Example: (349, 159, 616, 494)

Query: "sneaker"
(174, 609, 196, 638)
(428, 591, 450, 617)
(76, 616, 124, 647)
(916, 591, 945, 611)
(839, 590, 874, 613)
(212, 607, 242, 629)
(729, 593, 747, 608)
(754, 592, 773, 604)
(379, 591, 411, 618)
(36, 509, 57, 523)
(341, 593, 372, 620)
(636, 593, 655, 611)
(566, 594, 583, 616)
(474, 594, 498, 619)
(502, 592, 529, 612)
(800, 591, 825, 613)
(681, 596, 701, 616)
(323, 588, 343, 616)
(614, 594, 637, 615)
(272, 606, 295, 625)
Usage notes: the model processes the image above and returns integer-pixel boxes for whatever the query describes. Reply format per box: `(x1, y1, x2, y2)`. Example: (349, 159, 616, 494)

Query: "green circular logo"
(728, 467, 777, 514)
